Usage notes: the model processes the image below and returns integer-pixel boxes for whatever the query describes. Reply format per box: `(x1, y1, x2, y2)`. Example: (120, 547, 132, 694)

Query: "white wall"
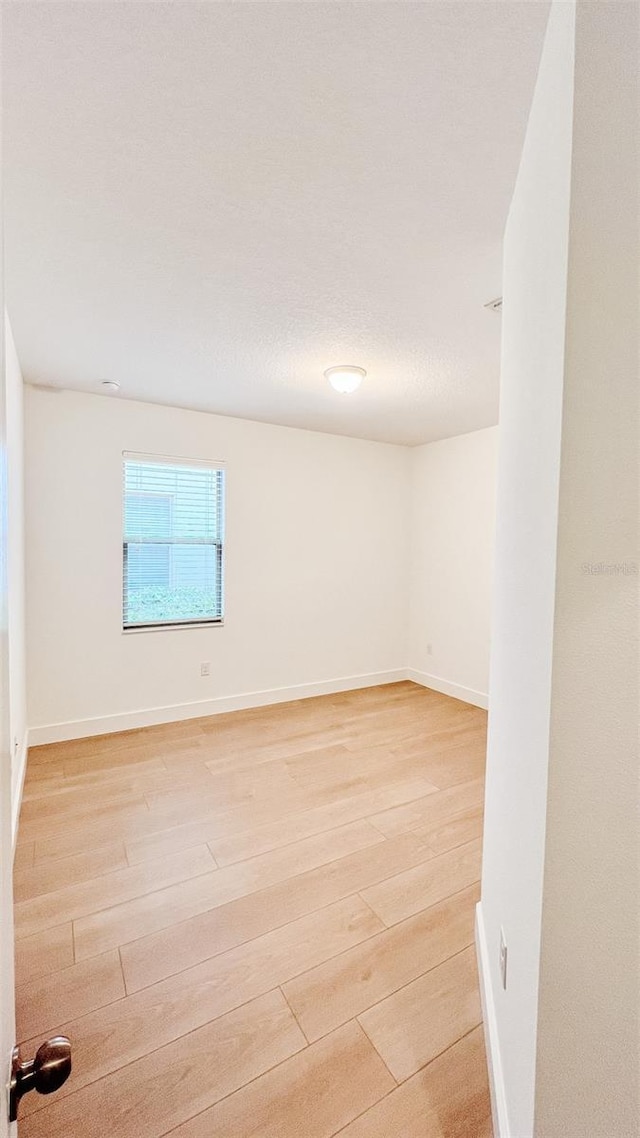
(0, 318, 18, 1138)
(25, 388, 500, 741)
(535, 2, 639, 1133)
(408, 426, 498, 708)
(5, 315, 27, 841)
(478, 3, 575, 1134)
(25, 388, 410, 739)
(480, 3, 639, 1136)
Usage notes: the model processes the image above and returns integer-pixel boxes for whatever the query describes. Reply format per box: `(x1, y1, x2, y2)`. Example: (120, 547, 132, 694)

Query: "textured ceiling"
(3, 1, 549, 445)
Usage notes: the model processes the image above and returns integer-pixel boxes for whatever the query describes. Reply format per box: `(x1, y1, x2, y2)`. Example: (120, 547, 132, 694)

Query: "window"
(123, 454, 225, 630)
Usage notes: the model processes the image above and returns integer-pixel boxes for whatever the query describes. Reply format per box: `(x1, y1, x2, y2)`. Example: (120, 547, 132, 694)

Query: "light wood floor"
(13, 681, 492, 1138)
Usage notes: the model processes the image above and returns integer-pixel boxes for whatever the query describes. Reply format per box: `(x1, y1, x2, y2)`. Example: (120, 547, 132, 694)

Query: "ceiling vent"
(484, 297, 503, 312)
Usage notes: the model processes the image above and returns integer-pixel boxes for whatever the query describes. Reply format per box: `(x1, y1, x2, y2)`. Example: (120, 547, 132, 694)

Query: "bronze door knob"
(9, 1036, 72, 1121)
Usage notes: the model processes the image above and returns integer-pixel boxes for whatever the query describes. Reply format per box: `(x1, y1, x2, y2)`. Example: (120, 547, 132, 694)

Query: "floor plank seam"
(354, 890, 385, 923)
(71, 915, 77, 965)
(117, 944, 128, 995)
(355, 1015, 399, 1087)
(146, 1006, 331, 1137)
(422, 1020, 486, 1074)
(15, 849, 222, 944)
(363, 815, 396, 839)
(291, 933, 478, 1047)
(206, 813, 393, 870)
(112, 887, 391, 992)
(372, 872, 483, 929)
(330, 1021, 488, 1138)
(278, 984, 311, 1045)
(66, 835, 411, 958)
(15, 851, 134, 906)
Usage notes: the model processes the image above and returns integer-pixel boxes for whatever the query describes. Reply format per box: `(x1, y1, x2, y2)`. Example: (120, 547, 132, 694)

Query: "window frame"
(122, 452, 225, 633)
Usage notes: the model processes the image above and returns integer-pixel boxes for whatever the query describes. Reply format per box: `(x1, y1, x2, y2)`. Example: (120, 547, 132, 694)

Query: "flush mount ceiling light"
(324, 365, 366, 394)
(100, 380, 121, 393)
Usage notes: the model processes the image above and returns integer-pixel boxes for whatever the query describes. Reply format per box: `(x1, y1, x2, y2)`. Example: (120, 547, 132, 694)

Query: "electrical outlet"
(499, 928, 508, 990)
(200, 662, 211, 677)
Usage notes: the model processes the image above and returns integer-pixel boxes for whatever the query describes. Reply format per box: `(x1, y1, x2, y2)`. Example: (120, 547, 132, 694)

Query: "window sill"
(122, 620, 225, 634)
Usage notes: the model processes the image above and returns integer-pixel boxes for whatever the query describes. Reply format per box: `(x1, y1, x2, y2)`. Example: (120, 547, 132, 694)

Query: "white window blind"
(123, 454, 225, 630)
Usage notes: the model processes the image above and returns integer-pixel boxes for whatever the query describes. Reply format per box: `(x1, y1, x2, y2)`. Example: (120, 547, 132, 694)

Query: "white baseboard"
(28, 667, 488, 746)
(407, 668, 489, 710)
(476, 901, 510, 1138)
(11, 728, 29, 856)
(27, 669, 408, 746)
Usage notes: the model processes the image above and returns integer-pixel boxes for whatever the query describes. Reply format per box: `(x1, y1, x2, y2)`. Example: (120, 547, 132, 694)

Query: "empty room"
(0, 2, 637, 1137)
